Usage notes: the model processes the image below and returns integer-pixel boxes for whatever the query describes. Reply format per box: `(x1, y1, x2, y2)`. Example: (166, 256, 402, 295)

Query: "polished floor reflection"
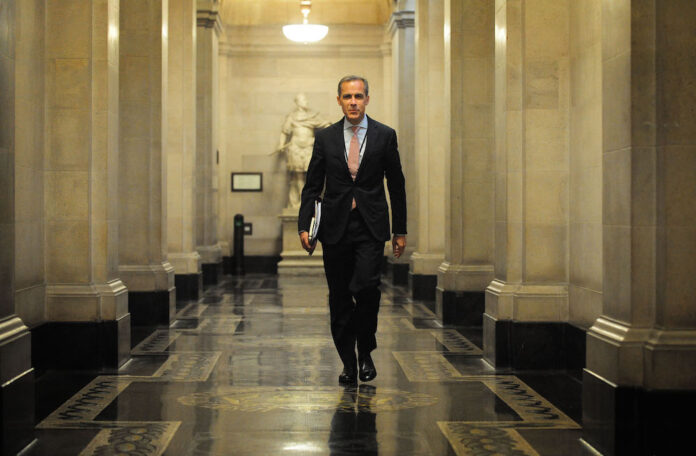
(28, 274, 589, 455)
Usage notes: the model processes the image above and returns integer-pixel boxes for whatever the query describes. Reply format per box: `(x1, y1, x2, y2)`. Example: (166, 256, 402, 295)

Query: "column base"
(198, 244, 223, 285)
(435, 288, 484, 326)
(409, 252, 444, 301)
(31, 313, 131, 371)
(482, 313, 586, 370)
(582, 369, 695, 456)
(1, 367, 34, 455)
(175, 273, 202, 301)
(0, 317, 34, 454)
(409, 273, 437, 301)
(128, 288, 176, 326)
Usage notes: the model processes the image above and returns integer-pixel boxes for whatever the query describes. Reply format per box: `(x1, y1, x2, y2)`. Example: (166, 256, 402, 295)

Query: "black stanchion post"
(233, 214, 245, 275)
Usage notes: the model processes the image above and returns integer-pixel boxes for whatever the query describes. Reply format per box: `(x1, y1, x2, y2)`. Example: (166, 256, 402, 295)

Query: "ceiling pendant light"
(283, 0, 329, 44)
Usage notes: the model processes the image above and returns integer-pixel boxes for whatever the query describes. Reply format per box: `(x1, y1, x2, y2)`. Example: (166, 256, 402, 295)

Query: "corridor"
(28, 274, 585, 455)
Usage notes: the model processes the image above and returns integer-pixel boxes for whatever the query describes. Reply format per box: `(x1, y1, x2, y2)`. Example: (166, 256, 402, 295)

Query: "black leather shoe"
(358, 354, 377, 382)
(338, 366, 357, 385)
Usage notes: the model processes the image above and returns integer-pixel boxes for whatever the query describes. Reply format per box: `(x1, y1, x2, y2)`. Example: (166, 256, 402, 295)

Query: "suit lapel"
(333, 120, 353, 179)
(355, 116, 376, 180)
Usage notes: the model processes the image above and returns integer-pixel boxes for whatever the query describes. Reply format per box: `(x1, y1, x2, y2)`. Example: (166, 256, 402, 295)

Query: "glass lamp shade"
(282, 23, 329, 43)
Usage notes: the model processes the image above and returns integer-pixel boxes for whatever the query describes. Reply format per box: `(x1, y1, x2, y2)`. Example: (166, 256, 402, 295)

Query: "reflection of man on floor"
(328, 385, 377, 455)
(275, 93, 331, 209)
(298, 75, 407, 384)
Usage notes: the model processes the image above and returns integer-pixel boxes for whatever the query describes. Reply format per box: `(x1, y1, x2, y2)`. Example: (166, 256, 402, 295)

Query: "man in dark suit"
(298, 75, 407, 384)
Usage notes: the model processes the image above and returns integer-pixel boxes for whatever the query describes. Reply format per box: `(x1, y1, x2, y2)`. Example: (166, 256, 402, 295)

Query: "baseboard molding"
(128, 289, 175, 326)
(409, 273, 437, 301)
(225, 256, 280, 275)
(388, 262, 409, 286)
(436, 289, 485, 326)
(483, 315, 587, 370)
(31, 315, 131, 372)
(0, 368, 34, 455)
(582, 369, 694, 455)
(175, 273, 202, 302)
(202, 261, 223, 285)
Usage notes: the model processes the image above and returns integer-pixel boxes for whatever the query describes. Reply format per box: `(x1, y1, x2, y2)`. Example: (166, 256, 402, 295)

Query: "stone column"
(0, 0, 35, 451)
(437, 0, 495, 324)
(196, 0, 223, 285)
(119, 0, 175, 326)
(167, 0, 202, 301)
(409, 0, 446, 301)
(484, 0, 570, 368)
(386, 0, 416, 286)
(42, 0, 130, 369)
(584, 1, 696, 454)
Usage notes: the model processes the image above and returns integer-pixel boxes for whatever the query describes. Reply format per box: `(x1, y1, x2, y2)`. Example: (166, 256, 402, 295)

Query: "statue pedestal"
(278, 207, 324, 275)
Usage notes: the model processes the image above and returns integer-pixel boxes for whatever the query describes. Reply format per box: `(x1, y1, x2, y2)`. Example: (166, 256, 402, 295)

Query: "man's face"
(337, 80, 369, 125)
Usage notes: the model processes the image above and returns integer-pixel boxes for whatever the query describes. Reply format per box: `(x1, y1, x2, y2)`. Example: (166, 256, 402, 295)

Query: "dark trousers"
(322, 209, 384, 369)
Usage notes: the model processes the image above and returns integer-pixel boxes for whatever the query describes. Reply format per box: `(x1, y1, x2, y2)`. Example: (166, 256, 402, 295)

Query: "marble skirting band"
(224, 256, 281, 275)
(583, 369, 695, 455)
(409, 273, 437, 301)
(436, 289, 485, 326)
(202, 261, 223, 285)
(175, 274, 202, 302)
(0, 367, 34, 454)
(483, 314, 586, 371)
(128, 289, 176, 326)
(387, 262, 409, 286)
(31, 315, 131, 371)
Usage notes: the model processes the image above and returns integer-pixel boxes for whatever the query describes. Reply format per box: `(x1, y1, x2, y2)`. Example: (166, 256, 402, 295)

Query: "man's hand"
(392, 235, 406, 258)
(300, 231, 316, 255)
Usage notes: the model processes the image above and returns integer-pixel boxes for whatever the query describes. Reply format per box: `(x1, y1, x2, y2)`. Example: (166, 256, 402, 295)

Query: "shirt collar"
(343, 115, 368, 131)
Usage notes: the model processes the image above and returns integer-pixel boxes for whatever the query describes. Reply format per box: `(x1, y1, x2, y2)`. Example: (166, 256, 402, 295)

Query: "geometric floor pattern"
(28, 273, 590, 455)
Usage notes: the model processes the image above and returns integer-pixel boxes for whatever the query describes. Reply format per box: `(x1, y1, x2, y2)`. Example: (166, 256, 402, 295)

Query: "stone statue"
(274, 93, 331, 209)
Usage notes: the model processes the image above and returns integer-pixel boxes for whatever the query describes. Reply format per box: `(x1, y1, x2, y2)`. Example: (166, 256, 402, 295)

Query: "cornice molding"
(197, 4, 224, 35)
(219, 42, 385, 58)
(387, 10, 415, 36)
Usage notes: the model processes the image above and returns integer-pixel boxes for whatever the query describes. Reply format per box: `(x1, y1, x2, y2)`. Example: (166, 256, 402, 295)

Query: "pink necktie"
(348, 126, 359, 209)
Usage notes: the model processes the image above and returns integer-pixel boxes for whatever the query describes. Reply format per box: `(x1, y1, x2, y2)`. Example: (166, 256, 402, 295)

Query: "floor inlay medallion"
(178, 386, 439, 413)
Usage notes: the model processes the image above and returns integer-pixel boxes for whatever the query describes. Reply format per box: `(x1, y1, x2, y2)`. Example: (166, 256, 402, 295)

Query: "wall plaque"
(231, 173, 262, 192)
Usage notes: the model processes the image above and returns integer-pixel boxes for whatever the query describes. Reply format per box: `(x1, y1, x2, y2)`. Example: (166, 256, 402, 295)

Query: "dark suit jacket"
(298, 116, 407, 244)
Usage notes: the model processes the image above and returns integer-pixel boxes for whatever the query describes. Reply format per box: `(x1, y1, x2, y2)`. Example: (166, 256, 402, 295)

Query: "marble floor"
(26, 274, 591, 455)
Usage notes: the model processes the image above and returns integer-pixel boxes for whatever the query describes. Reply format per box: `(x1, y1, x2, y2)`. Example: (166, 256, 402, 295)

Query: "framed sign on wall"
(231, 173, 263, 192)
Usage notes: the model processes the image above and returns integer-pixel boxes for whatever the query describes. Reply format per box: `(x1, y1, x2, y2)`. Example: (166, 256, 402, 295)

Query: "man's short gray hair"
(337, 75, 369, 96)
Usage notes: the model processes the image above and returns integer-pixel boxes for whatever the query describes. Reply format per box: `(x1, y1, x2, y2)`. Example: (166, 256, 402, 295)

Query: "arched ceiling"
(219, 0, 394, 26)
